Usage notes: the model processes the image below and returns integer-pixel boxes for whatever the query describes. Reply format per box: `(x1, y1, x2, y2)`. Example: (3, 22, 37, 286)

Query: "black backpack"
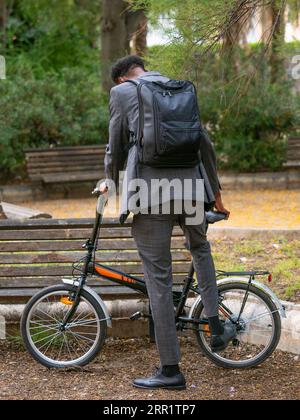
(127, 79, 202, 168)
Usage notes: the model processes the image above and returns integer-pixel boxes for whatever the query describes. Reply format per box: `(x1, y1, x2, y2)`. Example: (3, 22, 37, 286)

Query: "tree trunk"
(223, 0, 251, 77)
(0, 0, 7, 46)
(101, 0, 130, 92)
(269, 0, 286, 83)
(261, 2, 273, 44)
(126, 9, 148, 56)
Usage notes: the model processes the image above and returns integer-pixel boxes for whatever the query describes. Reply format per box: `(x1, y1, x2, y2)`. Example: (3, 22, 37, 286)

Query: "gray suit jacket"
(104, 71, 221, 222)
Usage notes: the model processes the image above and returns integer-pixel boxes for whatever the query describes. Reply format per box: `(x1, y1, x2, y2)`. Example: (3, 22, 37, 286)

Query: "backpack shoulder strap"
(124, 79, 138, 87)
(124, 78, 147, 86)
(124, 79, 147, 143)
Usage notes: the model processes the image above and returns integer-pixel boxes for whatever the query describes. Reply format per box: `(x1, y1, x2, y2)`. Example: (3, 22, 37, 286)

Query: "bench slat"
(283, 161, 300, 168)
(0, 217, 126, 229)
(28, 151, 105, 159)
(0, 226, 183, 239)
(25, 149, 106, 159)
(0, 250, 190, 264)
(28, 167, 104, 175)
(0, 287, 144, 304)
(27, 154, 105, 164)
(0, 274, 187, 288)
(0, 237, 186, 252)
(287, 154, 300, 161)
(25, 144, 106, 153)
(0, 228, 132, 240)
(0, 262, 191, 277)
(41, 172, 104, 183)
(30, 171, 103, 180)
(28, 162, 104, 171)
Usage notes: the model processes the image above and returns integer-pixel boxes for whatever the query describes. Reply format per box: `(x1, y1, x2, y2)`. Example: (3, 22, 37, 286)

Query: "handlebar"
(205, 210, 227, 224)
(92, 186, 108, 197)
(93, 186, 228, 224)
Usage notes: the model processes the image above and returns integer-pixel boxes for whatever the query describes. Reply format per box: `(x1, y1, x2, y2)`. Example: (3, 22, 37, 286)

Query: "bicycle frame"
(60, 202, 203, 329)
(60, 191, 286, 331)
(61, 210, 214, 332)
(88, 211, 198, 316)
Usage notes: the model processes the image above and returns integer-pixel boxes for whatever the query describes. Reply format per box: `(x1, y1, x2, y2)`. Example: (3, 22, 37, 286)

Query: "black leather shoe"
(133, 368, 186, 390)
(210, 320, 237, 353)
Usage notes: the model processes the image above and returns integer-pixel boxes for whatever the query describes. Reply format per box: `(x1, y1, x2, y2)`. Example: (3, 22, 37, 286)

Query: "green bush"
(200, 79, 299, 171)
(0, 68, 109, 179)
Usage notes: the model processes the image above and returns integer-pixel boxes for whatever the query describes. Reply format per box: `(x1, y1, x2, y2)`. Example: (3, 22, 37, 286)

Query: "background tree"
(287, 0, 300, 22)
(127, 9, 148, 55)
(0, 0, 10, 48)
(223, 0, 254, 77)
(261, 2, 274, 43)
(0, 0, 299, 178)
(101, 0, 148, 92)
(101, 0, 129, 91)
(269, 0, 286, 83)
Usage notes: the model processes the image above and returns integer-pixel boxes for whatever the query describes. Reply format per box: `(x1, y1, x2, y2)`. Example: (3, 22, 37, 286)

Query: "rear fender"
(189, 277, 286, 319)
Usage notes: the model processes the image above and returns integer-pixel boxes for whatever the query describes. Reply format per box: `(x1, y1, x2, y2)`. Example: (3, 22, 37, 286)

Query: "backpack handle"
(152, 80, 191, 90)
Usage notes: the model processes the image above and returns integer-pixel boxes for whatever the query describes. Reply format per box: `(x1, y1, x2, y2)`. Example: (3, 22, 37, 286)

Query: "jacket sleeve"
(104, 88, 130, 186)
(199, 128, 222, 196)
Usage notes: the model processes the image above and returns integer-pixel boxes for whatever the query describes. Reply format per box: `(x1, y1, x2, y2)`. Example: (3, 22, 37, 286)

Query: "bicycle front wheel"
(193, 282, 281, 369)
(21, 284, 108, 369)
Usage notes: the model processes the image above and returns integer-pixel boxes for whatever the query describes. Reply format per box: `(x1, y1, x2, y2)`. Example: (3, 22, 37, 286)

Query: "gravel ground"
(0, 337, 299, 400)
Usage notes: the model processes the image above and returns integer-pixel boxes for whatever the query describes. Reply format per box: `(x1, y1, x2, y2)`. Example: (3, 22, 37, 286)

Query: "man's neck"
(130, 68, 147, 79)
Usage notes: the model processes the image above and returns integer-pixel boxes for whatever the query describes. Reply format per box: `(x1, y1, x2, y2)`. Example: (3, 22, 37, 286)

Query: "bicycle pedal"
(130, 311, 142, 321)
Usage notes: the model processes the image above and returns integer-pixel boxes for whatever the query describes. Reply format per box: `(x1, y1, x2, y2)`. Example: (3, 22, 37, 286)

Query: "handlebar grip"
(205, 211, 227, 224)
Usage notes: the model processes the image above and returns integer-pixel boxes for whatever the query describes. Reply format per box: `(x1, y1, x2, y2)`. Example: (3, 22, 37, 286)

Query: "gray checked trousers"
(132, 209, 219, 366)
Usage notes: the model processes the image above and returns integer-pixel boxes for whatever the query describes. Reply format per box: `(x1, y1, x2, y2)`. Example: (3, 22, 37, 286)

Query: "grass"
(233, 240, 266, 256)
(210, 237, 300, 302)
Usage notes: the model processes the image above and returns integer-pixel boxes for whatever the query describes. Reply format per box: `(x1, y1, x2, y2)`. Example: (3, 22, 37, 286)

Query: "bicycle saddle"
(205, 211, 227, 224)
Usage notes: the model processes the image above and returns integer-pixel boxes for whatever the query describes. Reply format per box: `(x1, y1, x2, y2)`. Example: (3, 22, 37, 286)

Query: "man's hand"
(214, 191, 230, 219)
(99, 181, 108, 194)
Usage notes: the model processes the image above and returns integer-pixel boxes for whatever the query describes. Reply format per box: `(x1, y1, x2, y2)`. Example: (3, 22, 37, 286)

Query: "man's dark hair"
(111, 55, 146, 83)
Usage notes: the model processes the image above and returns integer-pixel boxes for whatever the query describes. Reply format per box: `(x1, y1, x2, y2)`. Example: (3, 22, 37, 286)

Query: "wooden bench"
(0, 218, 191, 304)
(25, 145, 106, 184)
(284, 137, 300, 169)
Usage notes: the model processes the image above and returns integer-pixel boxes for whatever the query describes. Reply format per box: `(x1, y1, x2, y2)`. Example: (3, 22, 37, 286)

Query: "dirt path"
(19, 189, 300, 228)
(0, 337, 299, 400)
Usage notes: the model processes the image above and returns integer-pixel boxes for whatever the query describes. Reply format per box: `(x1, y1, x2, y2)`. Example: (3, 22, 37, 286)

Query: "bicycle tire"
(193, 282, 281, 369)
(21, 284, 107, 369)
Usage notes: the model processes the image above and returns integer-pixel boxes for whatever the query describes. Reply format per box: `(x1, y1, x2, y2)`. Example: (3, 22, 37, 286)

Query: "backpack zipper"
(136, 82, 144, 145)
(153, 94, 161, 155)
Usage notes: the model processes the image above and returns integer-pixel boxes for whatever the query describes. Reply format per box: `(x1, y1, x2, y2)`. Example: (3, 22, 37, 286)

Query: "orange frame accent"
(94, 265, 138, 285)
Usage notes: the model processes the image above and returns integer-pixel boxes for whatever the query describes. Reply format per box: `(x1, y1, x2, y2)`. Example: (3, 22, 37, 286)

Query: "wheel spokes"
(201, 289, 275, 364)
(27, 290, 101, 365)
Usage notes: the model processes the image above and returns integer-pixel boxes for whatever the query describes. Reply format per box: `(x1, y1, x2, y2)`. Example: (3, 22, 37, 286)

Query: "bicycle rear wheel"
(193, 282, 281, 369)
(21, 284, 107, 368)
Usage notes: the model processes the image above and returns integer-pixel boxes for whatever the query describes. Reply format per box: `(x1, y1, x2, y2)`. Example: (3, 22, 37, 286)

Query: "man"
(103, 55, 236, 390)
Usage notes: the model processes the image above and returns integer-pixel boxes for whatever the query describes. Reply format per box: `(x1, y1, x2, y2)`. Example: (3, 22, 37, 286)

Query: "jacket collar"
(139, 71, 162, 77)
